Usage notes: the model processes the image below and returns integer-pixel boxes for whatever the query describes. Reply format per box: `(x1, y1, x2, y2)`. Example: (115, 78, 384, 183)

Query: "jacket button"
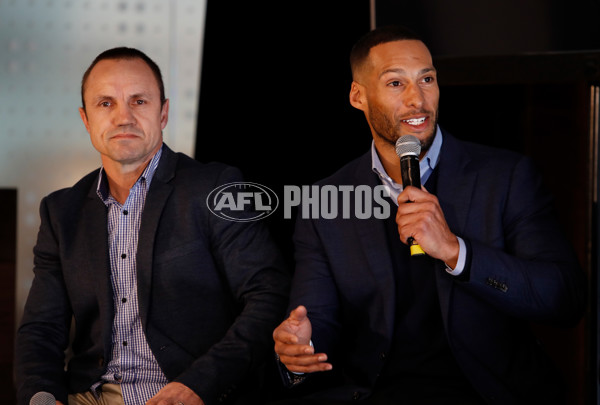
(379, 352, 386, 360)
(352, 391, 361, 400)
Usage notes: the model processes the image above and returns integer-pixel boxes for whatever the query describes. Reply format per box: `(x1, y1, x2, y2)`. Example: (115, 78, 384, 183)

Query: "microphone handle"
(400, 155, 421, 189)
(400, 155, 425, 256)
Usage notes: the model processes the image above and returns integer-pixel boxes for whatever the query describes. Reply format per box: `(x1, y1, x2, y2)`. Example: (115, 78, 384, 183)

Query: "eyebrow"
(379, 67, 437, 79)
(129, 92, 152, 100)
(91, 95, 115, 104)
(91, 93, 152, 103)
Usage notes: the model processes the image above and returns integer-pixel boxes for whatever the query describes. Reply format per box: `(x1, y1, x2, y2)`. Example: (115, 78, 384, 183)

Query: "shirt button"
(123, 341, 127, 346)
(121, 297, 127, 303)
(114, 373, 122, 382)
(123, 210, 128, 215)
(121, 253, 126, 259)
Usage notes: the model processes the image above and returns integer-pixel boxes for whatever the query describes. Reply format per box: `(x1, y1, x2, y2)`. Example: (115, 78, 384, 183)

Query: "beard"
(369, 104, 438, 154)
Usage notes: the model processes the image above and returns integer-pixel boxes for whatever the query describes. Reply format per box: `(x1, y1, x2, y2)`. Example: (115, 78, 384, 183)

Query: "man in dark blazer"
(15, 47, 290, 405)
(272, 25, 586, 404)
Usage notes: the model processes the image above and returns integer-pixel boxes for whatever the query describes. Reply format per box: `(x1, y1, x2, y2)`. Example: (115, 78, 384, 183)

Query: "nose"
(404, 82, 424, 109)
(113, 103, 136, 126)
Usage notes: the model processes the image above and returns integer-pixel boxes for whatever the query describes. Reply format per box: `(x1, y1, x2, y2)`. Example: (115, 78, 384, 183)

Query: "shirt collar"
(371, 125, 443, 185)
(96, 145, 164, 203)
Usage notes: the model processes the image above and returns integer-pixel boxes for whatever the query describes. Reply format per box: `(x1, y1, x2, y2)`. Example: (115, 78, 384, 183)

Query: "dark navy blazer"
(288, 130, 586, 404)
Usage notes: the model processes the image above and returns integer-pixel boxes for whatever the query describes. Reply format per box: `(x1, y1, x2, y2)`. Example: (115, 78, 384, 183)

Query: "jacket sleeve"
(15, 196, 71, 405)
(457, 155, 587, 326)
(170, 166, 291, 404)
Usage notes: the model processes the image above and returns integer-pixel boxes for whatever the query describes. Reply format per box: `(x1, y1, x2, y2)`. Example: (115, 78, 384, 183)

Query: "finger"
(397, 185, 419, 203)
(398, 185, 433, 205)
(147, 382, 202, 405)
(396, 198, 439, 224)
(279, 353, 331, 369)
(275, 341, 314, 356)
(395, 203, 422, 229)
(273, 327, 303, 345)
(279, 352, 327, 365)
(284, 357, 333, 374)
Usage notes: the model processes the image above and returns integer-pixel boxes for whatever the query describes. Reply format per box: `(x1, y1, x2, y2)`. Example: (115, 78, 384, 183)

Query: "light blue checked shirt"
(93, 146, 169, 404)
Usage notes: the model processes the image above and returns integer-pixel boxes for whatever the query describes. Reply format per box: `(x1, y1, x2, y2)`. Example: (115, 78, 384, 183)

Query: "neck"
(102, 159, 150, 204)
(374, 138, 403, 185)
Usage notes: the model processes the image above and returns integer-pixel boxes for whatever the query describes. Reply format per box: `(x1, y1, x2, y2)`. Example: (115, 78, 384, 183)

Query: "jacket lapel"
(434, 131, 478, 323)
(352, 152, 397, 340)
(83, 182, 113, 349)
(136, 145, 176, 330)
(436, 132, 477, 238)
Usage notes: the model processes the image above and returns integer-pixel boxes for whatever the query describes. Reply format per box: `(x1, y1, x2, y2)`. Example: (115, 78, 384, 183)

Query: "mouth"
(110, 132, 142, 140)
(402, 116, 427, 126)
(113, 133, 138, 137)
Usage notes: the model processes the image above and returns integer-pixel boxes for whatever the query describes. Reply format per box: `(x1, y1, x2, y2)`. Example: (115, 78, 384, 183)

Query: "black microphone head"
(30, 391, 56, 405)
(395, 135, 421, 159)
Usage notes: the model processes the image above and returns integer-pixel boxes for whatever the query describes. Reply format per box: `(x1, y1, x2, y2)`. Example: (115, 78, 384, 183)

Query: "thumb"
(289, 305, 308, 322)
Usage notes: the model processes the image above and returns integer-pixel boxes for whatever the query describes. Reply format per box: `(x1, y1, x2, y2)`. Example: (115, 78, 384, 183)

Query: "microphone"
(395, 135, 426, 256)
(30, 391, 56, 405)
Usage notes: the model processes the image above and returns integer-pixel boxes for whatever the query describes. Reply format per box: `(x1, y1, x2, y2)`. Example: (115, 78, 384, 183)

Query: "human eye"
(387, 80, 402, 88)
(421, 75, 436, 85)
(131, 97, 148, 106)
(100, 101, 112, 107)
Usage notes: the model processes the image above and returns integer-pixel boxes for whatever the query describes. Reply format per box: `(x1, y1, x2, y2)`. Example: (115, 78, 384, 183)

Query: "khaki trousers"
(68, 384, 125, 405)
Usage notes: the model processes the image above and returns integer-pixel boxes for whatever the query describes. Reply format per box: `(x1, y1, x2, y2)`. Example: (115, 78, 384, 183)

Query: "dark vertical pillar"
(591, 85, 600, 405)
(0, 189, 17, 402)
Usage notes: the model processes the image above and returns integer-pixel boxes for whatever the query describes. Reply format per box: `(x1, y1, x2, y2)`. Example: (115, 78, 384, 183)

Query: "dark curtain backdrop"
(373, 2, 600, 404)
(376, 0, 600, 57)
(196, 1, 371, 266)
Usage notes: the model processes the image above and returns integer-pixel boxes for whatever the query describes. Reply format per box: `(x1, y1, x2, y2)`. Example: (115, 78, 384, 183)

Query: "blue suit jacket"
(288, 130, 586, 403)
(15, 144, 290, 405)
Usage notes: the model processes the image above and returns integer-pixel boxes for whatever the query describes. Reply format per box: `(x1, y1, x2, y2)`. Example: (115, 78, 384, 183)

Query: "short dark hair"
(80, 46, 166, 110)
(350, 25, 424, 80)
